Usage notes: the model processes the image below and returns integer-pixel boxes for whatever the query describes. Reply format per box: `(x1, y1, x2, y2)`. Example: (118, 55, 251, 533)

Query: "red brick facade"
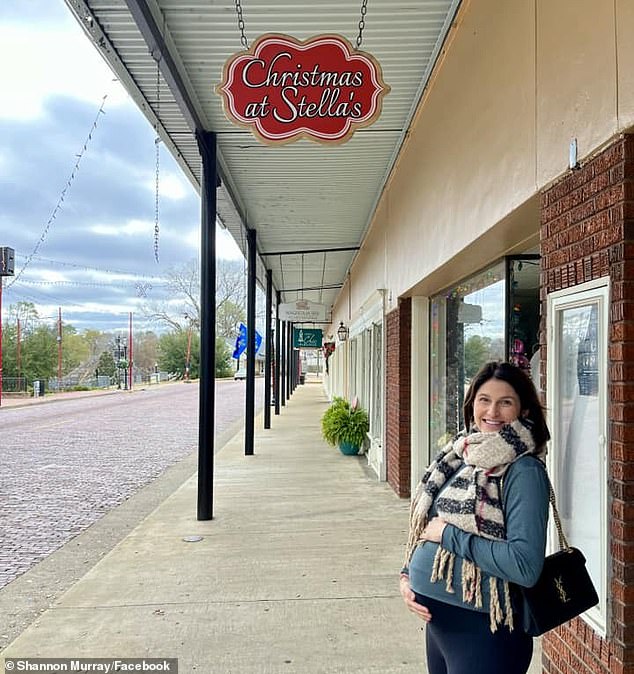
(540, 135, 634, 674)
(385, 298, 411, 498)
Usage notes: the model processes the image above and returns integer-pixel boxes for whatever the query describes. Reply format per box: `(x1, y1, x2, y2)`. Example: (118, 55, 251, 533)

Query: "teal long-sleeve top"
(406, 455, 550, 614)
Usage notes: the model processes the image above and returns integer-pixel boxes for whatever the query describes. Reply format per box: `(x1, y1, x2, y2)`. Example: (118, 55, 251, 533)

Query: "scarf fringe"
(430, 547, 455, 593)
(503, 580, 514, 631)
(430, 549, 514, 632)
(460, 560, 483, 608)
(489, 577, 503, 632)
(488, 577, 515, 632)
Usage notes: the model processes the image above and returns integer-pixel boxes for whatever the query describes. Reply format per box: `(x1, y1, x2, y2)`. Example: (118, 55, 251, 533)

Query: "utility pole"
(17, 318, 21, 388)
(57, 307, 62, 391)
(0, 277, 3, 407)
(184, 313, 193, 382)
(0, 247, 15, 407)
(128, 312, 133, 390)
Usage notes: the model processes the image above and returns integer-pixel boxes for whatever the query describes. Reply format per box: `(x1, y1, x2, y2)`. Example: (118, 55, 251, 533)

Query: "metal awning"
(65, 0, 460, 318)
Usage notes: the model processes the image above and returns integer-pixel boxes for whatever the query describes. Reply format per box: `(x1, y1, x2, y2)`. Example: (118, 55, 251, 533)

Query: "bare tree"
(142, 258, 247, 338)
(142, 259, 200, 332)
(216, 259, 247, 339)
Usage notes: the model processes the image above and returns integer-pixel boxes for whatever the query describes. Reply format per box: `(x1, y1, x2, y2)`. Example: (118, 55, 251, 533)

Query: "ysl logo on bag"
(554, 576, 570, 603)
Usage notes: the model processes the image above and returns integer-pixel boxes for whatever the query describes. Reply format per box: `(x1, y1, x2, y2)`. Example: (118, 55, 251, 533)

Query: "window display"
(507, 256, 541, 377)
(429, 256, 540, 450)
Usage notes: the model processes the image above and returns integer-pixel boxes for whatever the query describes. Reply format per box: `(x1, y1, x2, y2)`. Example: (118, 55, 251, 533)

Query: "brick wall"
(385, 298, 411, 498)
(540, 135, 634, 674)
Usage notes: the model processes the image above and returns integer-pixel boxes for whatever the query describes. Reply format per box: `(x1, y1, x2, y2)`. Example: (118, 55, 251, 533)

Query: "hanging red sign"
(217, 33, 390, 145)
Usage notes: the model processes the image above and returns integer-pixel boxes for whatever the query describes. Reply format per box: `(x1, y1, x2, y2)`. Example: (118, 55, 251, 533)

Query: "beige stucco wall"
(617, 0, 634, 130)
(330, 0, 634, 327)
(537, 0, 617, 184)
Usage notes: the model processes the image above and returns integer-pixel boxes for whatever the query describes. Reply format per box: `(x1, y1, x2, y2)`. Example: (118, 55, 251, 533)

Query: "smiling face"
(473, 378, 523, 433)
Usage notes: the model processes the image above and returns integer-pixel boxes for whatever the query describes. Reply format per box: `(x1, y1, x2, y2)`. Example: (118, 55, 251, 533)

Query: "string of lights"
(7, 94, 109, 289)
(14, 279, 167, 289)
(16, 254, 164, 281)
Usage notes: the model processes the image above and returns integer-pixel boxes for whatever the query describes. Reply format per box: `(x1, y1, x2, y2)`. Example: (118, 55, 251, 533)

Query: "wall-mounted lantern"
(337, 322, 349, 342)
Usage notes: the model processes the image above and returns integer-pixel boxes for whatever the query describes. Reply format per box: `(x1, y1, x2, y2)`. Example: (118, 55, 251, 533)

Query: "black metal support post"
(275, 292, 281, 415)
(280, 320, 286, 407)
(245, 228, 256, 455)
(290, 345, 295, 392)
(290, 342, 295, 392)
(286, 322, 292, 401)
(264, 269, 273, 429)
(195, 130, 217, 521)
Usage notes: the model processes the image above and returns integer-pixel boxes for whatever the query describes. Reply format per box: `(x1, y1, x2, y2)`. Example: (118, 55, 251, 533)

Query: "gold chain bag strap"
(502, 467, 599, 636)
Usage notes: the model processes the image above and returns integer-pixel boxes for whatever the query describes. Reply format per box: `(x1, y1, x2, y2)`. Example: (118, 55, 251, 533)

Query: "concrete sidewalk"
(1, 381, 424, 672)
(1, 381, 542, 673)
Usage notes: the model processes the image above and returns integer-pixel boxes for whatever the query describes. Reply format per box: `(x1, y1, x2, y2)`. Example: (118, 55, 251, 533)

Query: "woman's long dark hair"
(463, 361, 551, 450)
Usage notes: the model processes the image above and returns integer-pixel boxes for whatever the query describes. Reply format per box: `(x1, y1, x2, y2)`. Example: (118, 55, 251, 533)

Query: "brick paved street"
(0, 379, 263, 589)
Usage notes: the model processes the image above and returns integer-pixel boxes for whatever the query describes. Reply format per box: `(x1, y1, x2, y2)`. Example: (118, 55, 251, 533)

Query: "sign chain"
(355, 0, 368, 49)
(235, 0, 249, 49)
(233, 1, 366, 50)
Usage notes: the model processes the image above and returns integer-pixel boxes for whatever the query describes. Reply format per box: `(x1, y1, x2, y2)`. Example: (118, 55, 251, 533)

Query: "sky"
(0, 0, 244, 334)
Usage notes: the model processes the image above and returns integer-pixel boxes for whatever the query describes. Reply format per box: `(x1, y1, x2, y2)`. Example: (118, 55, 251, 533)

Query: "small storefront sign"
(293, 328, 323, 349)
(279, 299, 326, 322)
(217, 33, 390, 144)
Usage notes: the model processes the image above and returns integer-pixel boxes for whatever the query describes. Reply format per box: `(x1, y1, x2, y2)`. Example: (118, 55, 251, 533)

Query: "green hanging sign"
(293, 328, 323, 349)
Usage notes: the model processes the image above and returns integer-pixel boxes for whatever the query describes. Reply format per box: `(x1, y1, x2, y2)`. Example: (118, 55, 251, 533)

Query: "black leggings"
(414, 593, 533, 674)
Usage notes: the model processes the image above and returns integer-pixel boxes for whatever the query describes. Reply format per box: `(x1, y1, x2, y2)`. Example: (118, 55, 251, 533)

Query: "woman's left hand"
(422, 517, 447, 543)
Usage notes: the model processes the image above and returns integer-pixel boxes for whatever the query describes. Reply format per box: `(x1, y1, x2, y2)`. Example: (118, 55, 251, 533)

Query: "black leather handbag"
(508, 477, 599, 636)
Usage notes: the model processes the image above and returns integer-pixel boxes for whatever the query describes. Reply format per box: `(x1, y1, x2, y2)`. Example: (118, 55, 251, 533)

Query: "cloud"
(0, 2, 129, 121)
(0, 95, 202, 272)
(144, 171, 190, 201)
(90, 219, 155, 238)
(0, 0, 246, 334)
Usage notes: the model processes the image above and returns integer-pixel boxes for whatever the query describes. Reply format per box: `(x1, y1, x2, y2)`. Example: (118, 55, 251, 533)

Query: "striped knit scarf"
(404, 418, 544, 632)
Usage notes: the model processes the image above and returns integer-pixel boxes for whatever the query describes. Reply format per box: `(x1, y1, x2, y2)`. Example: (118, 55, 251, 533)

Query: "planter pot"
(338, 441, 360, 456)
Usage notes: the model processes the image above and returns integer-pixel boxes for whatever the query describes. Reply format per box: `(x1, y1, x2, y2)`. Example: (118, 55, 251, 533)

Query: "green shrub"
(321, 397, 369, 449)
(321, 397, 350, 445)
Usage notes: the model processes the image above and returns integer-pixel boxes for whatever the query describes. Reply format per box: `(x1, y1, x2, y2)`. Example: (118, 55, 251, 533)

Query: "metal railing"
(2, 377, 27, 393)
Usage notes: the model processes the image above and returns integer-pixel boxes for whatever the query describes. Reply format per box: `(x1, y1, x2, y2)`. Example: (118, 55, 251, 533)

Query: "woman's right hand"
(399, 575, 431, 622)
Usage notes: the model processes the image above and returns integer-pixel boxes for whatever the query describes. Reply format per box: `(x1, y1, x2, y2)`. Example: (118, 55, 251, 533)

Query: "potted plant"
(321, 396, 370, 455)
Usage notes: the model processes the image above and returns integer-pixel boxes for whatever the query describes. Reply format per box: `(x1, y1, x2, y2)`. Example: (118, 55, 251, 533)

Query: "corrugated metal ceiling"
(65, 0, 460, 322)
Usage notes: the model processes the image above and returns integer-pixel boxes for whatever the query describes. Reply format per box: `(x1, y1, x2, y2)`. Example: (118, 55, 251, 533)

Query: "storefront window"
(507, 256, 541, 381)
(430, 257, 540, 450)
(548, 281, 607, 634)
